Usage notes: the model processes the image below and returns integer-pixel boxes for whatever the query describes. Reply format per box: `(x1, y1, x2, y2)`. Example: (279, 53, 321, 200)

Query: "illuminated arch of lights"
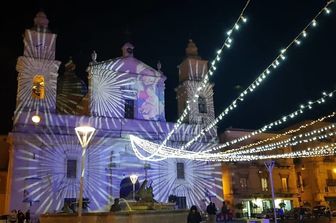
(130, 134, 336, 162)
(130, 88, 336, 161)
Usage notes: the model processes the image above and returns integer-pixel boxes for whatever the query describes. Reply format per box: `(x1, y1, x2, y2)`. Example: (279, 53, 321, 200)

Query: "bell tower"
(15, 11, 61, 114)
(176, 40, 215, 125)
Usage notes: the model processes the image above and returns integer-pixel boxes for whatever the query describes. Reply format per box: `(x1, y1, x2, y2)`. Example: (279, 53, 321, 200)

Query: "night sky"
(0, 0, 335, 134)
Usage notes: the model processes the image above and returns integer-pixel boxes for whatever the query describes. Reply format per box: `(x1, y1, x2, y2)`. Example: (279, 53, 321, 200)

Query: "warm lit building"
(290, 120, 336, 209)
(0, 135, 9, 214)
(220, 129, 300, 217)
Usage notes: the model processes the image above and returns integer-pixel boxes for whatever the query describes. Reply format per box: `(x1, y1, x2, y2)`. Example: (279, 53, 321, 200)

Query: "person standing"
(299, 206, 305, 223)
(25, 209, 31, 223)
(206, 202, 217, 223)
(8, 210, 17, 223)
(110, 198, 122, 212)
(221, 201, 228, 223)
(17, 210, 25, 223)
(187, 205, 202, 223)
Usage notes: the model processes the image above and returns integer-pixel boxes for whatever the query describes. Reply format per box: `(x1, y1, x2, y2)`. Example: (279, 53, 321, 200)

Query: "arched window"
(32, 75, 45, 99)
(198, 96, 207, 113)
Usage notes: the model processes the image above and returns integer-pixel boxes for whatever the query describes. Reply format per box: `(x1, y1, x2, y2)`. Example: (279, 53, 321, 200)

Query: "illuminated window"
(67, 160, 77, 179)
(327, 169, 333, 179)
(261, 177, 268, 191)
(240, 178, 248, 189)
(32, 75, 45, 99)
(124, 99, 134, 119)
(198, 96, 207, 113)
(176, 162, 185, 179)
(281, 177, 288, 192)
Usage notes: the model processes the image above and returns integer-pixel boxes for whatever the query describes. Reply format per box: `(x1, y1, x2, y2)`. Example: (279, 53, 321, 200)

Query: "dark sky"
(0, 0, 335, 134)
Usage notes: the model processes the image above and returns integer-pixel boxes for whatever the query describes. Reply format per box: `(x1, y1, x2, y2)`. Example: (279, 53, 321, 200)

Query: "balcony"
(326, 179, 336, 186)
(232, 188, 271, 198)
(274, 188, 298, 197)
(324, 157, 336, 162)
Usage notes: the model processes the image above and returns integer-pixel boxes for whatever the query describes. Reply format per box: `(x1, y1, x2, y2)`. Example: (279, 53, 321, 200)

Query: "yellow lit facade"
(220, 129, 300, 217)
(291, 121, 336, 208)
(0, 135, 9, 214)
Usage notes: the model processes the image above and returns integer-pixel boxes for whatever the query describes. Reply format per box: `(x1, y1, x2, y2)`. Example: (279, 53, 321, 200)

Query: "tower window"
(176, 162, 185, 179)
(32, 75, 45, 99)
(67, 159, 77, 179)
(198, 96, 207, 113)
(124, 99, 134, 119)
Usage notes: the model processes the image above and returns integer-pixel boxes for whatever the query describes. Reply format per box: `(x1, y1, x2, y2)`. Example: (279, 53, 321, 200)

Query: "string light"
(203, 90, 336, 153)
(227, 124, 336, 156)
(157, 0, 251, 149)
(130, 89, 336, 161)
(221, 112, 336, 153)
(182, 1, 334, 150)
(130, 134, 336, 162)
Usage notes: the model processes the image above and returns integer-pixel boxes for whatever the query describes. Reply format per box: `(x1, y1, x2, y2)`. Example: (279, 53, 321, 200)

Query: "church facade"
(5, 12, 223, 214)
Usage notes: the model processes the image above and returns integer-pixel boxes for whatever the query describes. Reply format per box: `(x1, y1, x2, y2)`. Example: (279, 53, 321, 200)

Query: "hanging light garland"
(227, 124, 336, 156)
(182, 1, 335, 150)
(130, 134, 336, 162)
(218, 112, 336, 153)
(130, 88, 336, 161)
(204, 91, 336, 154)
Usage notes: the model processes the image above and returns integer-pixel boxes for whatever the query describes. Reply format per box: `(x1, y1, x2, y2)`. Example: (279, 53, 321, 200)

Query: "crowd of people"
(187, 201, 233, 223)
(8, 209, 30, 223)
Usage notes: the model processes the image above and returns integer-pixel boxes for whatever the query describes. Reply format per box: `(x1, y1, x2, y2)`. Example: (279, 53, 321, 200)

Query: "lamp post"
(265, 160, 277, 223)
(130, 174, 138, 201)
(75, 126, 95, 221)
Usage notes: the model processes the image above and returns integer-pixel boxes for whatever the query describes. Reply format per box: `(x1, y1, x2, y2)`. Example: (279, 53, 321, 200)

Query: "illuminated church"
(5, 12, 223, 214)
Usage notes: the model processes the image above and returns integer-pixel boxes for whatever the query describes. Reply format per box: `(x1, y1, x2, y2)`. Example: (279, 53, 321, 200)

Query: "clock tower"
(15, 11, 61, 114)
(176, 40, 215, 125)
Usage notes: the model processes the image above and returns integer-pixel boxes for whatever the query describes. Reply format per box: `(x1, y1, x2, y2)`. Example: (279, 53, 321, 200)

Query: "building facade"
(220, 129, 300, 217)
(291, 121, 336, 209)
(5, 12, 222, 215)
(0, 135, 9, 214)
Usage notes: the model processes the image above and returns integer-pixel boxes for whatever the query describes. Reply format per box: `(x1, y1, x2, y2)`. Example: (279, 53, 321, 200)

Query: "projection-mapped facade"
(6, 12, 223, 214)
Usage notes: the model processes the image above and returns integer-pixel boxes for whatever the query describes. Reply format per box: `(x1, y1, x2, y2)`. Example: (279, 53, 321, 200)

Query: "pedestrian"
(110, 198, 121, 212)
(326, 207, 332, 222)
(17, 210, 25, 223)
(8, 209, 17, 223)
(187, 205, 202, 223)
(278, 208, 284, 222)
(299, 206, 305, 223)
(25, 209, 31, 223)
(206, 202, 217, 223)
(221, 201, 228, 223)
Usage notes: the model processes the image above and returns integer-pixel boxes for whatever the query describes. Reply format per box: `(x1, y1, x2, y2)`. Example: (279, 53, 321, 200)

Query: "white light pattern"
(89, 66, 136, 117)
(15, 29, 61, 125)
(15, 132, 117, 214)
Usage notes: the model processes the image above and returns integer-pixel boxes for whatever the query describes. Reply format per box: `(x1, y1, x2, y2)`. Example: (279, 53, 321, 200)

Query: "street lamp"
(265, 160, 277, 223)
(130, 174, 138, 201)
(75, 126, 96, 220)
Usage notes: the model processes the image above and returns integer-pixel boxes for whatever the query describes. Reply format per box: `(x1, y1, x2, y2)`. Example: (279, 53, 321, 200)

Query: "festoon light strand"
(182, 1, 334, 150)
